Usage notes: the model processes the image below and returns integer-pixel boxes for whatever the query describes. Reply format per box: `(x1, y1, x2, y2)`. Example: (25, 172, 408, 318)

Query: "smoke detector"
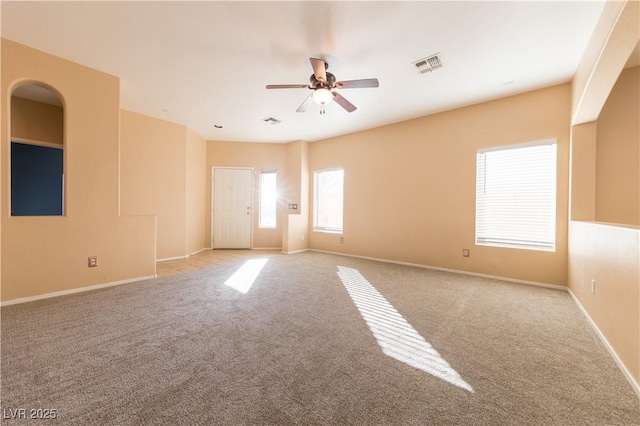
(413, 54, 443, 74)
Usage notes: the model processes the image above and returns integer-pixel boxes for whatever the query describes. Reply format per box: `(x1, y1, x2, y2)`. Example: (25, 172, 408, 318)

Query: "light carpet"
(1, 252, 638, 425)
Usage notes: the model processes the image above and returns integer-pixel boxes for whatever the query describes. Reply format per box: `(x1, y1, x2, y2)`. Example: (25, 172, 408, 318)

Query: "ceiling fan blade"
(310, 58, 327, 83)
(266, 84, 309, 89)
(335, 78, 379, 89)
(296, 94, 313, 113)
(333, 92, 357, 113)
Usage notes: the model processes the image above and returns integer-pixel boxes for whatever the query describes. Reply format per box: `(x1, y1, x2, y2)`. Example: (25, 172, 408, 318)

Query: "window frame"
(313, 167, 344, 234)
(475, 140, 557, 252)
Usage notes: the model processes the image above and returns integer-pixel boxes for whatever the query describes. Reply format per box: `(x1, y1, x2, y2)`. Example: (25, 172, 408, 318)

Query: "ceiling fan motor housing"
(310, 72, 336, 89)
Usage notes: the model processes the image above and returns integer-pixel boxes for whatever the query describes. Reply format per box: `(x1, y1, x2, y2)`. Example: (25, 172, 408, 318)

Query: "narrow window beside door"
(259, 170, 277, 228)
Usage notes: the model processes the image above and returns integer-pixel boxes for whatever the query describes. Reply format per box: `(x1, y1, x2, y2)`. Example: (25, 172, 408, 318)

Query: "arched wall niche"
(9, 81, 65, 216)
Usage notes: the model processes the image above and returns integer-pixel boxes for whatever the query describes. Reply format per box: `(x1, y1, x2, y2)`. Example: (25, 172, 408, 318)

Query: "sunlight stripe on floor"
(224, 258, 268, 294)
(337, 266, 474, 392)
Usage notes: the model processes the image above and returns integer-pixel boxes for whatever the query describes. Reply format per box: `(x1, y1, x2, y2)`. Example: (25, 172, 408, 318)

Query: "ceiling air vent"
(413, 54, 443, 74)
(262, 117, 281, 125)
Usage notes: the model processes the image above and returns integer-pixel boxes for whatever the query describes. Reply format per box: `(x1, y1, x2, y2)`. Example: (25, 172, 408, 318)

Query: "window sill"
(313, 228, 343, 235)
(476, 242, 555, 252)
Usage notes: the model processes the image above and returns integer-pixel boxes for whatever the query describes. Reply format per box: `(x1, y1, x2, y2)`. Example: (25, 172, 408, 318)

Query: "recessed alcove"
(10, 83, 64, 216)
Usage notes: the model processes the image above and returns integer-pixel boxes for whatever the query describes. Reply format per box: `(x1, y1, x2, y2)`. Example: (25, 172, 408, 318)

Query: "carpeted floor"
(1, 251, 638, 425)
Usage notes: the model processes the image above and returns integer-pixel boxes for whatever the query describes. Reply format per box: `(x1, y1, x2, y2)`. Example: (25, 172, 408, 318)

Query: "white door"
(212, 168, 253, 249)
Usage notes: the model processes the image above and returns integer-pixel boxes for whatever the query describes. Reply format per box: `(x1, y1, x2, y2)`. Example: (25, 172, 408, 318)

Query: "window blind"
(476, 141, 557, 251)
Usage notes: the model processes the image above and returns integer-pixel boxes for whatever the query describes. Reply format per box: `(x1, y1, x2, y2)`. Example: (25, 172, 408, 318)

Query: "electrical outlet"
(88, 256, 98, 267)
(591, 279, 596, 294)
(340, 237, 344, 244)
(462, 249, 470, 257)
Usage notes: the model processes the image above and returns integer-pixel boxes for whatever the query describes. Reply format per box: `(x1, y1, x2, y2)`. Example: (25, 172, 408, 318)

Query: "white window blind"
(259, 170, 277, 228)
(313, 168, 344, 233)
(476, 141, 557, 251)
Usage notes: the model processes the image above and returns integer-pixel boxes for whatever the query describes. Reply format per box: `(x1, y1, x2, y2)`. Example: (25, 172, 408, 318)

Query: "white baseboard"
(283, 249, 310, 255)
(190, 247, 211, 256)
(157, 255, 188, 262)
(252, 247, 283, 251)
(308, 249, 566, 290)
(160, 248, 212, 261)
(567, 289, 640, 398)
(0, 275, 156, 307)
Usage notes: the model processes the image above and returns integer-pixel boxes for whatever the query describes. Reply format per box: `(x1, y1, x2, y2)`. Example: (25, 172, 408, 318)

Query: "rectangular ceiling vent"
(413, 54, 443, 74)
(262, 117, 281, 125)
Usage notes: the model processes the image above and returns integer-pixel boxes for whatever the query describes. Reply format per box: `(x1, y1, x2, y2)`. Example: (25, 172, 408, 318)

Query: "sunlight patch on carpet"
(224, 258, 268, 294)
(337, 266, 474, 392)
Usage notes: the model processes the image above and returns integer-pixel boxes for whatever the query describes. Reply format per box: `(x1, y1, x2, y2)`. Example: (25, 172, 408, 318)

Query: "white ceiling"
(2, 1, 606, 143)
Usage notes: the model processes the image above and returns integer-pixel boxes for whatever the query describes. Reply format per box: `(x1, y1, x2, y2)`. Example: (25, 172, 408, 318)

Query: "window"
(475, 141, 557, 251)
(259, 170, 277, 228)
(314, 168, 344, 233)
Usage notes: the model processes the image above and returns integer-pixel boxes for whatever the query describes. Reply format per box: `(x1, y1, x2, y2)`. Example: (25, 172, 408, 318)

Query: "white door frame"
(211, 166, 254, 249)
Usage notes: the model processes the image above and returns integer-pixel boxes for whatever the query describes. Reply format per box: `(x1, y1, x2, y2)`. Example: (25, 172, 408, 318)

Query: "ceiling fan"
(266, 58, 379, 114)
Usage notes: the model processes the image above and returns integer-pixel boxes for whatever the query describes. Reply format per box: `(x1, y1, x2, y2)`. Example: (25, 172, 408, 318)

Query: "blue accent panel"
(11, 142, 63, 216)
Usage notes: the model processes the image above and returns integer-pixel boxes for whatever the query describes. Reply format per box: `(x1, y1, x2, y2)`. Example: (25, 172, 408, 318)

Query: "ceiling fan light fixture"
(312, 88, 333, 105)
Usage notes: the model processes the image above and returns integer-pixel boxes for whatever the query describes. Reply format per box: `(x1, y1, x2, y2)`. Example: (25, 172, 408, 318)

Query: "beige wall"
(572, 0, 638, 125)
(282, 140, 309, 253)
(309, 84, 571, 286)
(568, 2, 640, 392)
(568, 222, 639, 385)
(120, 110, 208, 260)
(281, 141, 303, 213)
(206, 141, 287, 249)
(1, 39, 156, 302)
(11, 96, 63, 144)
(120, 110, 187, 260)
(595, 66, 639, 226)
(185, 128, 208, 255)
(569, 122, 597, 221)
